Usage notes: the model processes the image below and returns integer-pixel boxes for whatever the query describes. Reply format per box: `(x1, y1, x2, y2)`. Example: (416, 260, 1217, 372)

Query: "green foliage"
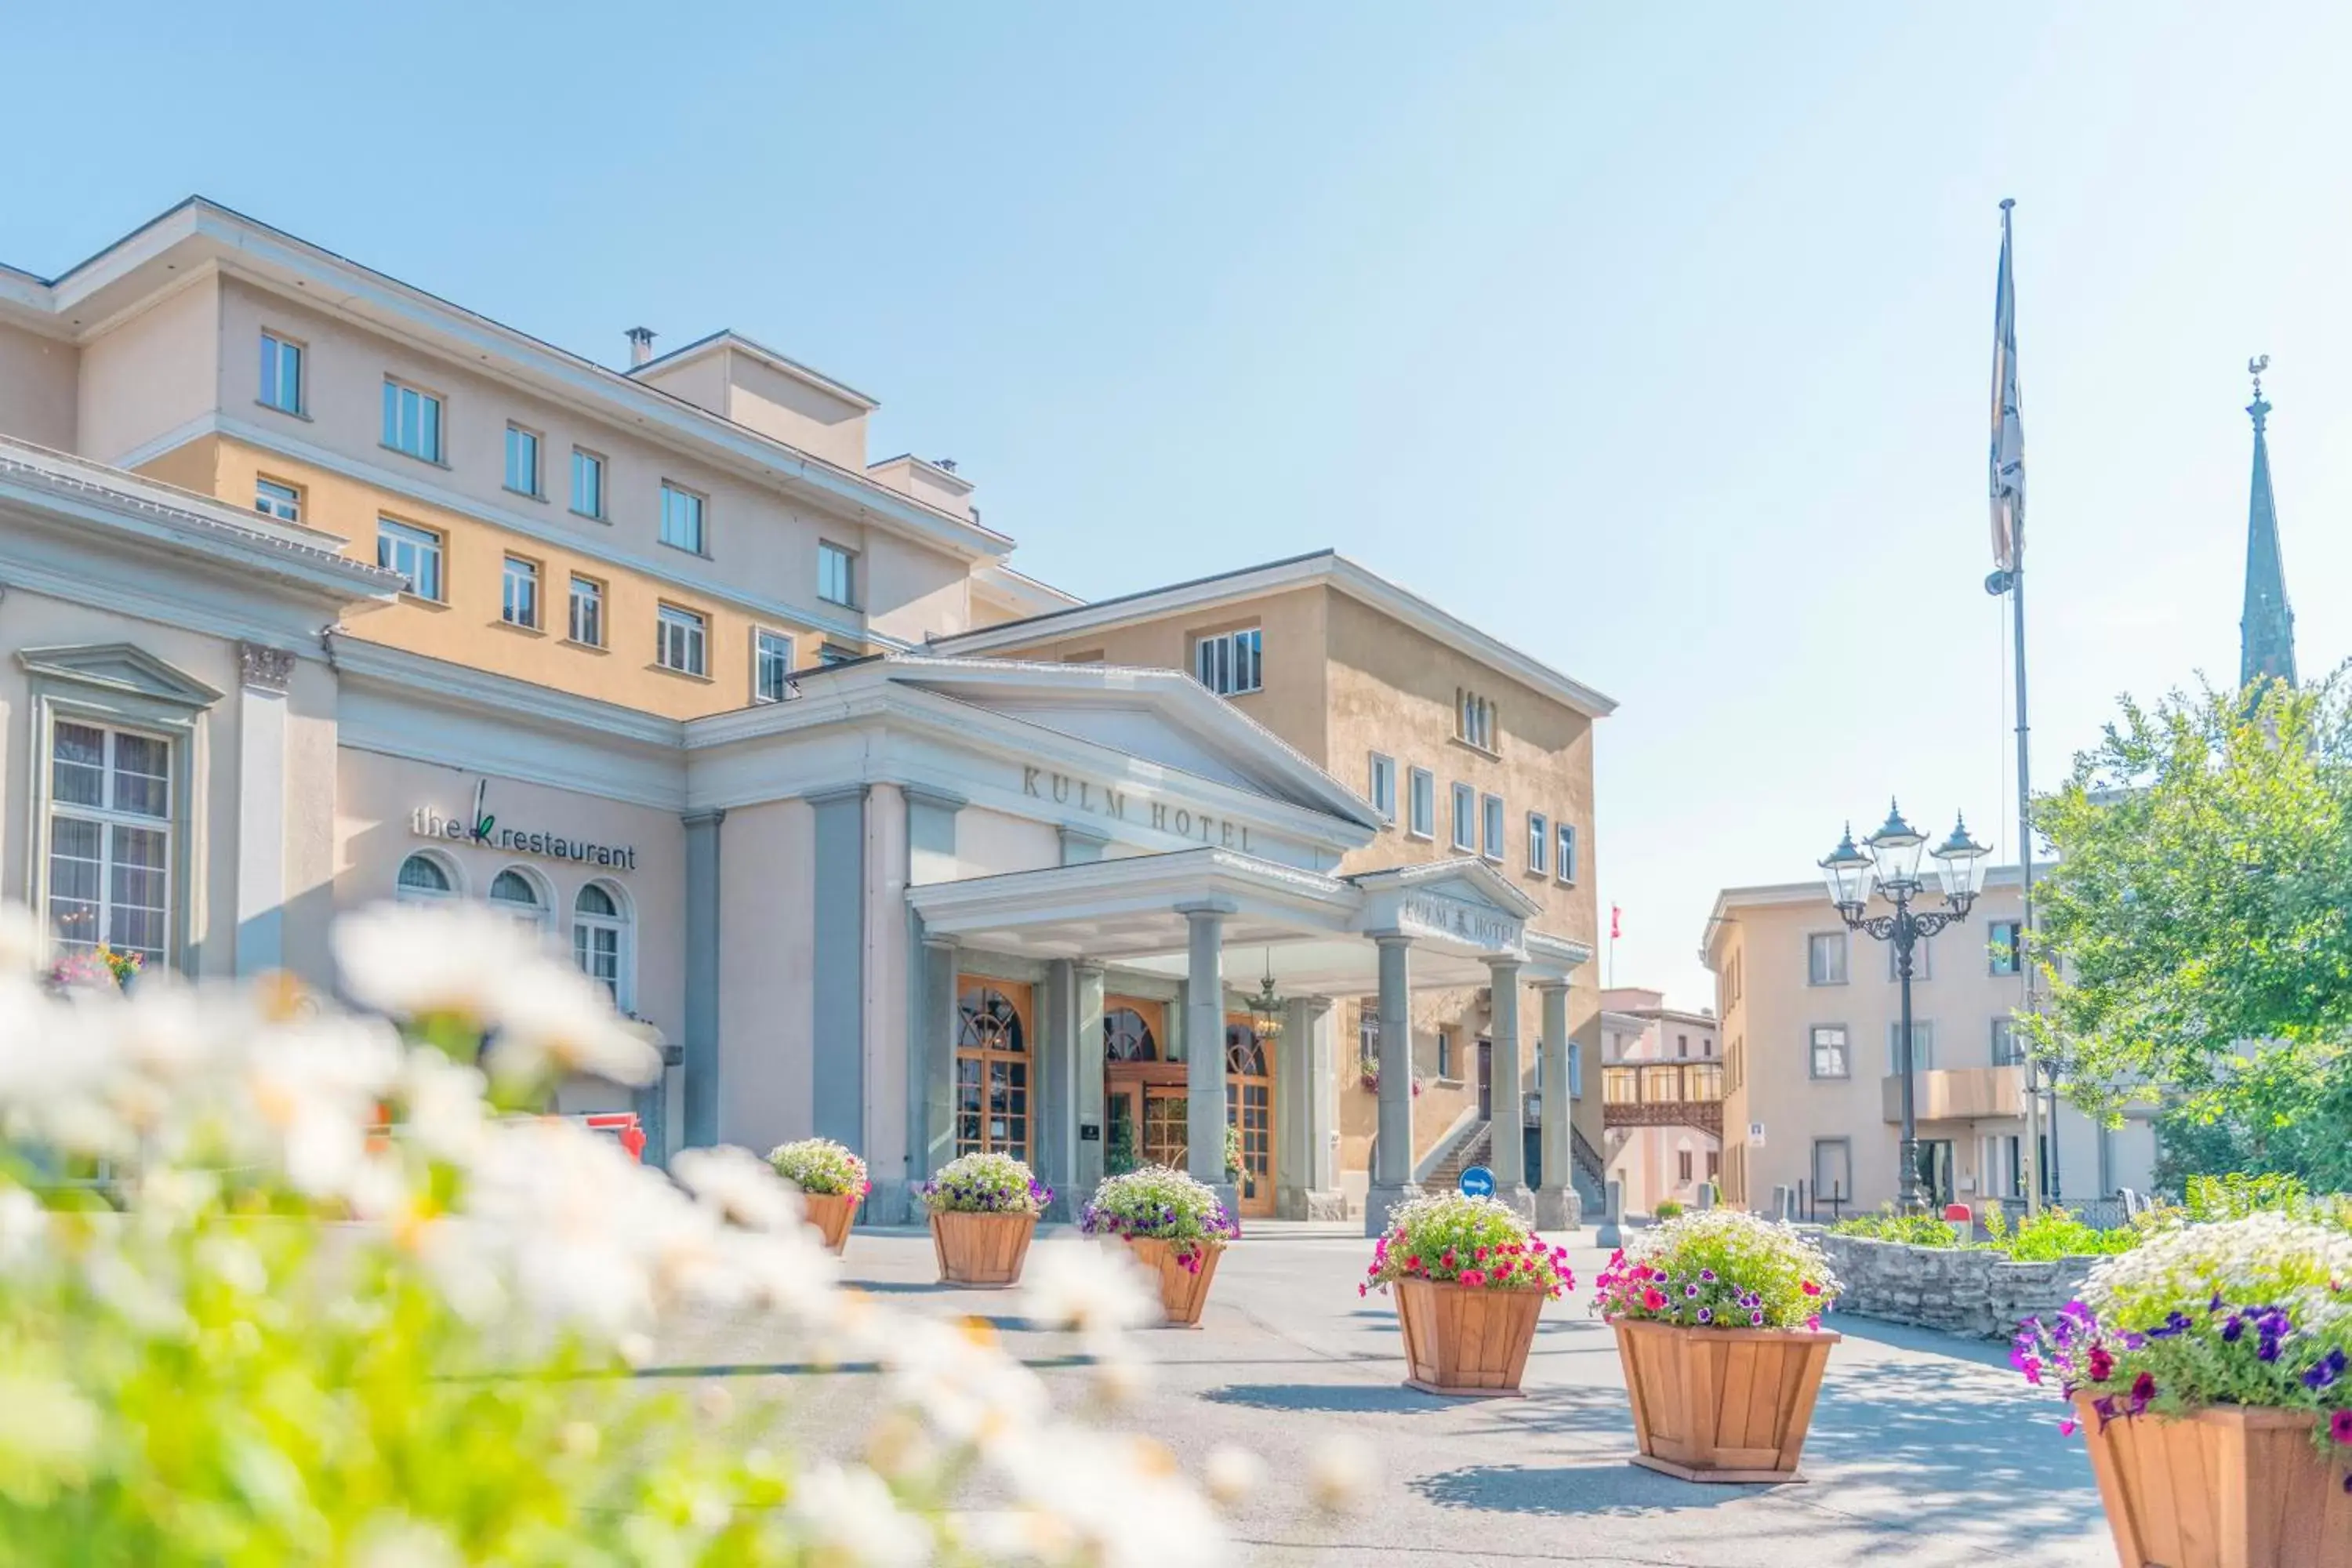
(763, 1137, 868, 1197)
(1363, 1193, 1572, 1295)
(2027, 676, 2352, 1192)
(1595, 1210, 1837, 1330)
(2002, 1207, 2140, 1261)
(1652, 1200, 1685, 1221)
(1104, 1117, 1138, 1178)
(1832, 1208, 1965, 1247)
(1223, 1123, 1243, 1181)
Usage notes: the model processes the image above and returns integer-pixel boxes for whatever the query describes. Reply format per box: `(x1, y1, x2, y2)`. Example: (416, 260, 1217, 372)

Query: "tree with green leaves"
(2024, 674, 2352, 1192)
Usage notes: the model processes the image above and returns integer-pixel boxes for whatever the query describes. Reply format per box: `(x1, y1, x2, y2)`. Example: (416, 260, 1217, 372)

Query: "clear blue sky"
(9, 4, 2349, 1007)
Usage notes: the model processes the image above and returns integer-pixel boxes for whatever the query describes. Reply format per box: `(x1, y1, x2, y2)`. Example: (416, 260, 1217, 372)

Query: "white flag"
(1988, 201, 2025, 574)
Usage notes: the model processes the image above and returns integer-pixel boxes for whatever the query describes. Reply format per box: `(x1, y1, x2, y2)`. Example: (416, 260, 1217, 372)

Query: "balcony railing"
(1601, 1062, 1724, 1134)
(1879, 1065, 2025, 1123)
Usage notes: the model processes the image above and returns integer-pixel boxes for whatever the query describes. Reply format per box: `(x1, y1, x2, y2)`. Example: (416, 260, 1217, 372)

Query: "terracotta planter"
(2076, 1399, 2352, 1567)
(1393, 1277, 1544, 1396)
(1613, 1319, 1839, 1483)
(930, 1210, 1036, 1287)
(800, 1191, 858, 1255)
(1123, 1236, 1224, 1327)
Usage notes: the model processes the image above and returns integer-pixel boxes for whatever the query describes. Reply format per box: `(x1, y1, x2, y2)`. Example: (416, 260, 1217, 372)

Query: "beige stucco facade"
(1704, 872, 2158, 1218)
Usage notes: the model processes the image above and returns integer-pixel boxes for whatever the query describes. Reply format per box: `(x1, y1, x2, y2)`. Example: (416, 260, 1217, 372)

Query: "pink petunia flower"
(2332, 1410, 2352, 1446)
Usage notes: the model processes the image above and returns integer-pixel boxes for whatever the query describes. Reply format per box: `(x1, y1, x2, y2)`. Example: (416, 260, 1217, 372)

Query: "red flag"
(1610, 905, 1622, 940)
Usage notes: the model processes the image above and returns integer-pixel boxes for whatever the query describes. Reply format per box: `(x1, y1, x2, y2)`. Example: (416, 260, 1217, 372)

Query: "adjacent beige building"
(1598, 987, 1722, 1216)
(1704, 870, 2158, 1218)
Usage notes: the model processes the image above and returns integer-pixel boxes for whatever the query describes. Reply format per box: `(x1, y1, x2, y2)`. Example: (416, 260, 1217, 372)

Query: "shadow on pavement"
(1203, 1381, 1457, 1414)
(1820, 1311, 2015, 1370)
(1410, 1459, 1751, 1516)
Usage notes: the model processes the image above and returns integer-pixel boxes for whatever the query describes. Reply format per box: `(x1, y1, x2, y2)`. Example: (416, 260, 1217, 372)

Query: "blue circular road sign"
(1458, 1165, 1496, 1199)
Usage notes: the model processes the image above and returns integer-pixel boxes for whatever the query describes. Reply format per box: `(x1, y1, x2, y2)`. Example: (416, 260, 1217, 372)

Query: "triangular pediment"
(17, 644, 223, 707)
(1348, 858, 1544, 921)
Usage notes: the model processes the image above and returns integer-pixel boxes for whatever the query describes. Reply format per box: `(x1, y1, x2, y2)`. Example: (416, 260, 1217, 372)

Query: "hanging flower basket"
(1362, 1192, 1572, 1396)
(920, 1152, 1051, 1288)
(1082, 1166, 1239, 1327)
(1593, 1211, 1842, 1482)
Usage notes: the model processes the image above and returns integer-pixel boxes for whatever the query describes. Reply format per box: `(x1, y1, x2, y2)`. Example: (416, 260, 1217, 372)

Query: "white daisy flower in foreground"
(1021, 1239, 1158, 1337)
(673, 1143, 804, 1233)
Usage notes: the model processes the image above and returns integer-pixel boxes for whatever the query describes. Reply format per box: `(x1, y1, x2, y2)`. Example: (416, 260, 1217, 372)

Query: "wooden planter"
(1394, 1277, 1544, 1396)
(1613, 1319, 1839, 1483)
(800, 1191, 858, 1255)
(1124, 1236, 1224, 1327)
(2077, 1399, 2352, 1567)
(930, 1210, 1036, 1288)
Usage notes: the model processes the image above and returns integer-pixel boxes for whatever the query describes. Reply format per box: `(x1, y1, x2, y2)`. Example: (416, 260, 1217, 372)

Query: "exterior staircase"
(1424, 1120, 1493, 1192)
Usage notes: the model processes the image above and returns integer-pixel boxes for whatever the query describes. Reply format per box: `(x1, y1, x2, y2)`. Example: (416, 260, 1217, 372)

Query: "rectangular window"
(568, 575, 604, 647)
(1676, 1032, 1689, 1058)
(1436, 1026, 1455, 1080)
(1528, 811, 1549, 875)
(1806, 931, 1848, 985)
(1987, 919, 2022, 975)
(1889, 935, 1933, 981)
(381, 379, 444, 463)
(1991, 1017, 2026, 1065)
(1367, 753, 1396, 823)
(500, 556, 539, 629)
(1407, 768, 1435, 840)
(259, 332, 303, 415)
(754, 629, 794, 703)
(570, 448, 606, 520)
(818, 642, 858, 666)
(1480, 793, 1504, 862)
(1888, 1019, 1937, 1073)
(46, 719, 172, 967)
(656, 605, 707, 676)
(659, 482, 706, 553)
(253, 477, 302, 523)
(1809, 1024, 1849, 1079)
(1555, 822, 1578, 884)
(1194, 627, 1263, 696)
(1707, 1150, 1721, 1182)
(376, 517, 443, 600)
(504, 425, 542, 497)
(1678, 1149, 1693, 1183)
(818, 541, 858, 608)
(1450, 782, 1476, 851)
(1456, 689, 1497, 751)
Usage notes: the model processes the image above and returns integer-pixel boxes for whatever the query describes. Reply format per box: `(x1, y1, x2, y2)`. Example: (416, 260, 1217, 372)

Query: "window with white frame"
(1886, 1019, 1937, 1073)
(260, 332, 304, 415)
(568, 575, 603, 646)
(1194, 627, 1262, 696)
(571, 448, 605, 520)
(1528, 811, 1549, 875)
(1555, 822, 1577, 884)
(500, 556, 539, 629)
(659, 482, 706, 553)
(253, 477, 302, 523)
(504, 424, 542, 497)
(1367, 753, 1396, 823)
(1888, 935, 1933, 982)
(1480, 793, 1504, 862)
(818, 541, 857, 607)
(1450, 782, 1476, 851)
(381, 379, 444, 463)
(755, 629, 794, 703)
(574, 882, 630, 1008)
(1987, 919, 2022, 975)
(488, 868, 546, 927)
(395, 851, 456, 903)
(1808, 1024, 1849, 1078)
(1436, 1026, 1456, 1080)
(1806, 931, 1848, 985)
(1407, 767, 1435, 839)
(1991, 1016, 2026, 1065)
(657, 604, 707, 676)
(1456, 688, 1497, 751)
(47, 719, 172, 967)
(376, 518, 443, 600)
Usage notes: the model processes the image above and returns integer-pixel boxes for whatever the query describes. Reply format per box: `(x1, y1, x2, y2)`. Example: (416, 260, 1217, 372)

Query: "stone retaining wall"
(1816, 1232, 2103, 1341)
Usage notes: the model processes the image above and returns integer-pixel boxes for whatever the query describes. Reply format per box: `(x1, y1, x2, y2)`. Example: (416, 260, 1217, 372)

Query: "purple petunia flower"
(1697, 1307, 1713, 1324)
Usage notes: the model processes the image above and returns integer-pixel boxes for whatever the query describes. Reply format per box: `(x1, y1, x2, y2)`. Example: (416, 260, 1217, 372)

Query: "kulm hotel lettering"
(1022, 766, 1252, 852)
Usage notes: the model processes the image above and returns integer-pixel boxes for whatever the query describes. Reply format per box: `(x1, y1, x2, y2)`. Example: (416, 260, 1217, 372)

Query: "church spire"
(2240, 354, 2297, 694)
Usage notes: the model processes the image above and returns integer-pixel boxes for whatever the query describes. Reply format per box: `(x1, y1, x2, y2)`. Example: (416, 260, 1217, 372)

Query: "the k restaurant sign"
(411, 781, 639, 871)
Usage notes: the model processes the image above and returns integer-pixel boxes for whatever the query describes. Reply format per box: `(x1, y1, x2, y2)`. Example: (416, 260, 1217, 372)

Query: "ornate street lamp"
(1819, 802, 1991, 1213)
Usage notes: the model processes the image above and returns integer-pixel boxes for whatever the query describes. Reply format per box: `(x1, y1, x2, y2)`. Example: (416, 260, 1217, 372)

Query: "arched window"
(1103, 1006, 1157, 1062)
(954, 982, 1031, 1160)
(395, 851, 456, 903)
(1225, 1022, 1269, 1079)
(488, 867, 546, 927)
(573, 880, 630, 1009)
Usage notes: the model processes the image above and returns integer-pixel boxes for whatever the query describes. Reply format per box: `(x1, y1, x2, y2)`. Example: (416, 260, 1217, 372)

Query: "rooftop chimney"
(625, 326, 656, 368)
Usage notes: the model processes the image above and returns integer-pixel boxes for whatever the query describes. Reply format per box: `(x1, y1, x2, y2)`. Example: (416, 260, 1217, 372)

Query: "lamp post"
(1819, 803, 1991, 1214)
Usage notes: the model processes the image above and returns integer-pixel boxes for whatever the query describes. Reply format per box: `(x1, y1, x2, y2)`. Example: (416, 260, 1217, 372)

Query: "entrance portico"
(908, 848, 1592, 1231)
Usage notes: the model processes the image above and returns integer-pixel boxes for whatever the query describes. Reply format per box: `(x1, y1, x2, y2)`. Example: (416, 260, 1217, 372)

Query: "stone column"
(1486, 958, 1534, 1219)
(681, 808, 725, 1149)
(1365, 931, 1422, 1235)
(896, 933, 960, 1222)
(1074, 964, 1108, 1196)
(808, 787, 868, 1149)
(233, 644, 292, 975)
(1277, 995, 1341, 1218)
(1040, 959, 1079, 1218)
(1534, 981, 1582, 1229)
(1179, 903, 1235, 1210)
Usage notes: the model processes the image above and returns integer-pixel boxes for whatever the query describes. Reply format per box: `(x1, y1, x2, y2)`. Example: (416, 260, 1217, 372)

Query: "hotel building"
(0, 198, 1612, 1230)
(1704, 871, 2158, 1218)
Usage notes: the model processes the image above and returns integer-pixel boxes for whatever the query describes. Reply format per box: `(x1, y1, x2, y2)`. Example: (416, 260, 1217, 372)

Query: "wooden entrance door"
(954, 978, 1033, 1162)
(1224, 1018, 1276, 1218)
(1105, 1061, 1189, 1175)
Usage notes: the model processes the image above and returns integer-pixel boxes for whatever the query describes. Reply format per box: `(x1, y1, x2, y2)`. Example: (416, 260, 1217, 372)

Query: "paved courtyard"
(654, 1223, 2114, 1566)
